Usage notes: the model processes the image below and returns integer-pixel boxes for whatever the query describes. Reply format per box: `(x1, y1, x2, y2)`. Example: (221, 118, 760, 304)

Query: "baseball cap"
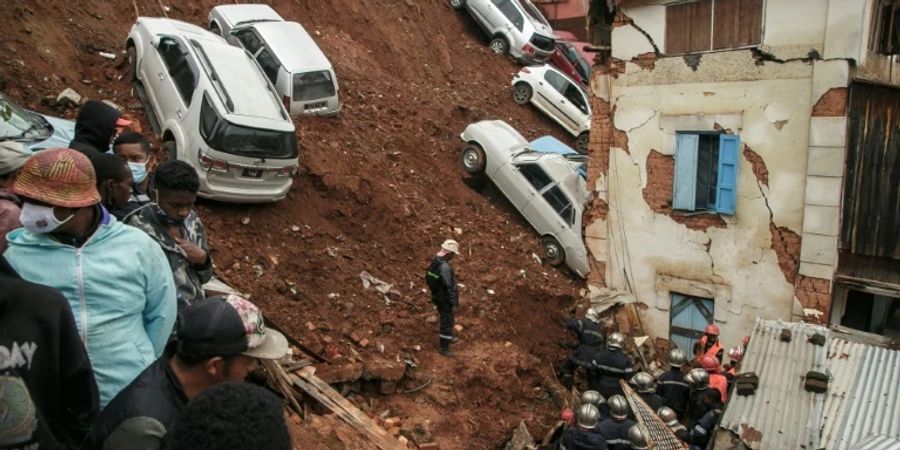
(441, 239, 460, 255)
(0, 141, 31, 176)
(10, 148, 101, 208)
(177, 295, 289, 360)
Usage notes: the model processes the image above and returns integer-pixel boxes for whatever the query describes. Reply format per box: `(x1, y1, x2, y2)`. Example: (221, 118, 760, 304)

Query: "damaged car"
(511, 64, 591, 153)
(0, 92, 75, 152)
(450, 0, 556, 64)
(459, 120, 590, 278)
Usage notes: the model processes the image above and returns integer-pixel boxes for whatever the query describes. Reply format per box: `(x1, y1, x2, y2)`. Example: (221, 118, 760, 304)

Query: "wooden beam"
(290, 372, 406, 450)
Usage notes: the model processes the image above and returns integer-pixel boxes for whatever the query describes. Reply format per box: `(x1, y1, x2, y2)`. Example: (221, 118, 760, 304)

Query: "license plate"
(242, 168, 263, 178)
(304, 101, 327, 110)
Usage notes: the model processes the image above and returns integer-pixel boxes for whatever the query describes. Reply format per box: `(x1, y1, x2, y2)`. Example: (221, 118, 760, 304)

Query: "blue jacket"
(4, 209, 177, 407)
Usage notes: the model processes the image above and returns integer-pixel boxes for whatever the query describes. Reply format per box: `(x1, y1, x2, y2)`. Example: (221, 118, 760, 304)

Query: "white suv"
(450, 0, 556, 64)
(126, 17, 298, 203)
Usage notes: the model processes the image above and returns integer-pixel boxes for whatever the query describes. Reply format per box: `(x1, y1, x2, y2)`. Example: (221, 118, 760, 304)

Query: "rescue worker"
(693, 323, 723, 364)
(684, 368, 711, 426)
(657, 406, 689, 442)
(560, 307, 605, 389)
(724, 335, 749, 379)
(582, 389, 609, 420)
(558, 404, 608, 450)
(689, 390, 723, 449)
(592, 332, 634, 398)
(701, 355, 728, 403)
(627, 425, 649, 450)
(630, 372, 664, 411)
(425, 239, 460, 357)
(658, 348, 690, 416)
(596, 395, 635, 450)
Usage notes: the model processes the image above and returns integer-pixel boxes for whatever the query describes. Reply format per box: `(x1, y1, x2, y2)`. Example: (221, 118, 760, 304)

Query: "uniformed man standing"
(425, 239, 460, 357)
(559, 307, 605, 389)
(592, 332, 634, 398)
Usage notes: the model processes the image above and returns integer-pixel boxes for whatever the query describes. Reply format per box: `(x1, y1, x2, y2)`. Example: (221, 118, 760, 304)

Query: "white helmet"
(581, 390, 605, 408)
(628, 425, 650, 450)
(629, 372, 655, 393)
(608, 394, 629, 420)
(668, 348, 687, 366)
(585, 307, 601, 323)
(657, 406, 679, 427)
(576, 403, 600, 429)
(607, 332, 625, 350)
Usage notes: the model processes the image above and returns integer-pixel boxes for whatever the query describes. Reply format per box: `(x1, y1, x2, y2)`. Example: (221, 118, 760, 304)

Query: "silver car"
(450, 0, 556, 64)
(0, 92, 75, 153)
(459, 120, 590, 278)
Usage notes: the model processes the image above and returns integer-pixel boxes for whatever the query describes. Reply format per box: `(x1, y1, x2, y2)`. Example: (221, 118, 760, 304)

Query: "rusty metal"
(841, 82, 900, 260)
(620, 381, 689, 450)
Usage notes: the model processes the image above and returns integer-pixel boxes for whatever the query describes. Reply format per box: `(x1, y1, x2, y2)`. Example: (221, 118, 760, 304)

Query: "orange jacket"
(695, 336, 723, 363)
(710, 373, 728, 403)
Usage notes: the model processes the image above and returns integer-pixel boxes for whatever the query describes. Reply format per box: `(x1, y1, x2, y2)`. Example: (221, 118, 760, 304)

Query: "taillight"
(275, 165, 297, 177)
(282, 96, 291, 112)
(523, 43, 535, 55)
(198, 151, 228, 173)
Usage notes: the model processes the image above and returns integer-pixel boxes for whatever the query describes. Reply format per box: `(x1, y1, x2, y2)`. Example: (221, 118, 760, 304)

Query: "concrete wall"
(586, 0, 886, 349)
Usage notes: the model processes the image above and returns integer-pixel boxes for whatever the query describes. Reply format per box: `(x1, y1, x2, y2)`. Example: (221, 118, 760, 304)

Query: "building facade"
(586, 0, 900, 352)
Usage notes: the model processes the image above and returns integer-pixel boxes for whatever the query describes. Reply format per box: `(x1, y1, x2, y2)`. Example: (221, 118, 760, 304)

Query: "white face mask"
(20, 202, 74, 234)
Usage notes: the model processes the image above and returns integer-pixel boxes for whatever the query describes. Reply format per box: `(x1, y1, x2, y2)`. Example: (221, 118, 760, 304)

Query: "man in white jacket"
(4, 148, 177, 408)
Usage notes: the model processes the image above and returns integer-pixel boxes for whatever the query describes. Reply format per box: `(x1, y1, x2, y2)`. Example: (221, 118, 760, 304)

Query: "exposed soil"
(0, 0, 586, 448)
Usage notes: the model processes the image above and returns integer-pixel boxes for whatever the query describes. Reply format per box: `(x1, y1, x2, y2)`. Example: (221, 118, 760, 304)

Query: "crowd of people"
(556, 309, 749, 450)
(0, 100, 292, 450)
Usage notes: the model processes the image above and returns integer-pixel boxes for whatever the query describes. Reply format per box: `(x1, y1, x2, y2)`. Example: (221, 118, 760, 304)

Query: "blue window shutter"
(673, 134, 699, 211)
(715, 134, 740, 215)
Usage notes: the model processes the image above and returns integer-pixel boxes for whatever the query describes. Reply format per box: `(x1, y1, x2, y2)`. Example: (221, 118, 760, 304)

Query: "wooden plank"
(712, 0, 737, 49)
(737, 0, 763, 46)
(290, 372, 406, 450)
(689, 0, 713, 52)
(665, 2, 692, 54)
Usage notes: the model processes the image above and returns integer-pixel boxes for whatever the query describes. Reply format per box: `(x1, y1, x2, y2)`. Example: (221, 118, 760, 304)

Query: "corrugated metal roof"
(848, 435, 900, 450)
(719, 318, 900, 450)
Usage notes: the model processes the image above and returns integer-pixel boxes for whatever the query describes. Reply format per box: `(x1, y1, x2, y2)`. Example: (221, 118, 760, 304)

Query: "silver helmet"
(668, 348, 687, 366)
(585, 307, 601, 323)
(657, 406, 679, 427)
(576, 403, 600, 429)
(686, 368, 709, 389)
(628, 424, 650, 449)
(629, 372, 655, 393)
(608, 394, 629, 420)
(581, 390, 605, 408)
(607, 332, 625, 350)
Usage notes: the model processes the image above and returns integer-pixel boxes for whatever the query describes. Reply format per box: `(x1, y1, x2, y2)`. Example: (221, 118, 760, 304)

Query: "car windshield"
(518, 0, 550, 27)
(199, 95, 297, 159)
(0, 94, 51, 142)
(292, 70, 335, 101)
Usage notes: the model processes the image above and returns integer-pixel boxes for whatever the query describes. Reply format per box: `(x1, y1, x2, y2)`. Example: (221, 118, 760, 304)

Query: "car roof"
(250, 21, 332, 71)
(211, 4, 283, 27)
(137, 17, 223, 44)
(192, 39, 289, 126)
(528, 64, 587, 92)
(539, 156, 589, 205)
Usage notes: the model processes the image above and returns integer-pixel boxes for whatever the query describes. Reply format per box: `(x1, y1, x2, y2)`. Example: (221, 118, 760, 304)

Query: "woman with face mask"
(90, 153, 133, 215)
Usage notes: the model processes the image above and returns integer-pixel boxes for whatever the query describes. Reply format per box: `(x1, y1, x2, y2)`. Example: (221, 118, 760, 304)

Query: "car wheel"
(210, 22, 222, 37)
(126, 46, 137, 81)
(449, 0, 466, 10)
(489, 36, 509, 55)
(542, 236, 565, 266)
(460, 143, 486, 175)
(512, 82, 533, 105)
(576, 132, 590, 154)
(163, 141, 177, 163)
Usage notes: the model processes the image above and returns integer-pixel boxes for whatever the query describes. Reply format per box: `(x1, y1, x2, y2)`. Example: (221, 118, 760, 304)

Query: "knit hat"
(11, 148, 101, 207)
(177, 295, 289, 361)
(0, 141, 31, 176)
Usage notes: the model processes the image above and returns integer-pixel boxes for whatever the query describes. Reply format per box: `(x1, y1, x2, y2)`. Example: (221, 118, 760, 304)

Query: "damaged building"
(585, 0, 900, 352)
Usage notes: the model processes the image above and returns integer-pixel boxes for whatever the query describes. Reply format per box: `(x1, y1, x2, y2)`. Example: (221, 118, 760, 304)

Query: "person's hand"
(175, 237, 208, 265)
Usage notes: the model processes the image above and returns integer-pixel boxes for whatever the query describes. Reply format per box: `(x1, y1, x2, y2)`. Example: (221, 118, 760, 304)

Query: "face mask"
(20, 202, 74, 234)
(128, 161, 148, 183)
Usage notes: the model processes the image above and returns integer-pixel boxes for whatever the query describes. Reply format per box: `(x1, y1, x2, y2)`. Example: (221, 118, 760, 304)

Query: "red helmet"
(701, 355, 720, 372)
(704, 323, 720, 336)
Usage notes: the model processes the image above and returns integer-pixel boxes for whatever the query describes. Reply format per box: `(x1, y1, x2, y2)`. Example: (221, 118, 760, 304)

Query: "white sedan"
(459, 120, 590, 278)
(511, 64, 591, 153)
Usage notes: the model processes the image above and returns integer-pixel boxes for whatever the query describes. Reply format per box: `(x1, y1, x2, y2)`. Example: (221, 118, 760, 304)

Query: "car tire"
(449, 0, 466, 10)
(512, 82, 533, 105)
(489, 36, 510, 55)
(576, 132, 590, 154)
(542, 236, 566, 266)
(460, 143, 486, 175)
(163, 141, 177, 163)
(126, 46, 137, 81)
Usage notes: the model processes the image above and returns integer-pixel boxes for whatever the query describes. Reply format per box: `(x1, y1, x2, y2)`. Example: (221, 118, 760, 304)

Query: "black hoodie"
(69, 100, 121, 158)
(0, 256, 99, 449)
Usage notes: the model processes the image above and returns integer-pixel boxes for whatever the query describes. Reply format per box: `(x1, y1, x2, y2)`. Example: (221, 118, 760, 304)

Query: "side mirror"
(150, 35, 161, 48)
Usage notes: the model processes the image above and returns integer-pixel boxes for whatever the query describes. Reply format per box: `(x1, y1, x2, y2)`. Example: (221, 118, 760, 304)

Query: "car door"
(522, 179, 575, 239)
(493, 159, 551, 226)
(465, 0, 495, 31)
(533, 69, 569, 127)
(552, 43, 579, 81)
(561, 83, 591, 132)
(144, 36, 188, 125)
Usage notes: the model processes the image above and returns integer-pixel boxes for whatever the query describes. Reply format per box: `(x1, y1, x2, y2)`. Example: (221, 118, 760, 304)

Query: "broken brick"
(364, 357, 406, 382)
(811, 87, 848, 117)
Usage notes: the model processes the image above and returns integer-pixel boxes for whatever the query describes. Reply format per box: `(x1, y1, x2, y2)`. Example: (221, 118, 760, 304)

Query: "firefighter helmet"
(608, 394, 629, 420)
(630, 372, 655, 393)
(576, 404, 600, 429)
(607, 332, 625, 350)
(657, 406, 679, 427)
(701, 355, 720, 372)
(628, 425, 650, 450)
(585, 307, 601, 323)
(581, 390, 605, 408)
(669, 348, 687, 366)
(686, 368, 709, 389)
(704, 323, 720, 336)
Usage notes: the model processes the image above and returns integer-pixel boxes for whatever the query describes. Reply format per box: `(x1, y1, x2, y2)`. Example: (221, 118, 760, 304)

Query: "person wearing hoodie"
(0, 255, 99, 450)
(111, 131, 154, 219)
(3, 148, 177, 408)
(68, 100, 131, 158)
(91, 153, 133, 217)
(0, 141, 31, 252)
